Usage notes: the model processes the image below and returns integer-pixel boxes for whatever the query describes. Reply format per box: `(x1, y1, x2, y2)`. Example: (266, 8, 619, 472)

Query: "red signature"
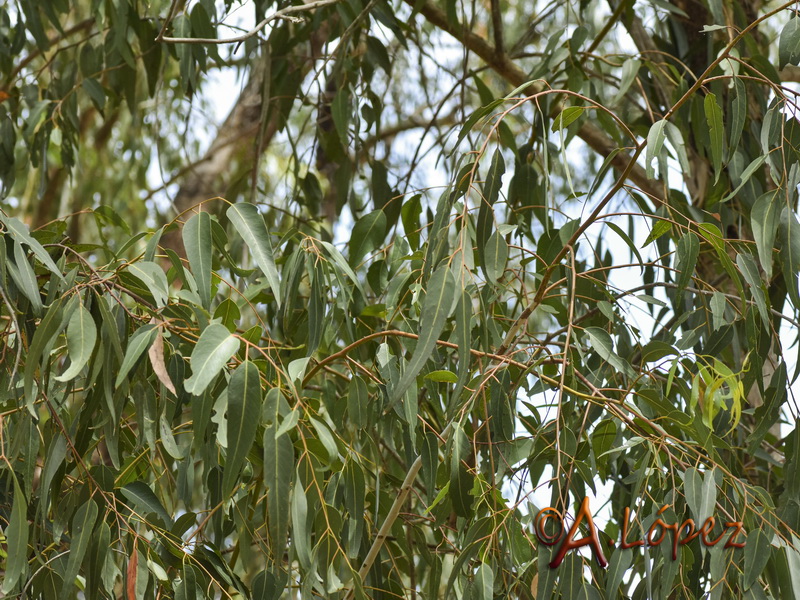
(535, 498, 745, 568)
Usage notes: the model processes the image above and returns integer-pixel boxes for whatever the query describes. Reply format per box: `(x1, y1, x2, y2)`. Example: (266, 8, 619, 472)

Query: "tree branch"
(156, 0, 342, 44)
(490, 0, 504, 56)
(403, 0, 663, 202)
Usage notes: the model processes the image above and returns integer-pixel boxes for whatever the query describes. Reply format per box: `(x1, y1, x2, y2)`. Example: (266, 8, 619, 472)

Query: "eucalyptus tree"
(2, 0, 800, 598)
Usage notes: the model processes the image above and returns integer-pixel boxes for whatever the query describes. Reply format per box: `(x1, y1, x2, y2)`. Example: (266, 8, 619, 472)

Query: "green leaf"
(425, 369, 459, 383)
(552, 106, 585, 131)
(751, 190, 781, 279)
(645, 119, 668, 179)
(221, 360, 261, 497)
(730, 78, 747, 151)
(183, 211, 213, 310)
(449, 422, 474, 517)
(389, 264, 457, 406)
(610, 58, 640, 106)
(54, 303, 97, 382)
(483, 230, 508, 282)
(744, 528, 771, 589)
(737, 253, 770, 327)
(780, 17, 800, 68)
(291, 470, 311, 569)
(332, 87, 350, 145)
(704, 92, 724, 182)
(456, 99, 503, 147)
(675, 232, 699, 293)
(476, 149, 505, 268)
(24, 296, 67, 410)
(121, 481, 173, 526)
(474, 562, 494, 600)
(227, 203, 281, 307)
(349, 209, 387, 266)
(1, 477, 28, 594)
(7, 239, 43, 314)
(643, 219, 671, 246)
(127, 261, 170, 307)
(115, 324, 158, 387)
(0, 213, 65, 281)
(584, 327, 635, 377)
(684, 467, 716, 523)
(59, 499, 99, 600)
(606, 548, 632, 598)
(251, 569, 284, 600)
(722, 155, 766, 203)
(263, 388, 294, 556)
(184, 323, 240, 395)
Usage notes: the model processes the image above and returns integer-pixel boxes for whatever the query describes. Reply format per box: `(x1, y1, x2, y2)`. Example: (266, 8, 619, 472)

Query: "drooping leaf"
(222, 360, 261, 497)
(183, 211, 213, 310)
(115, 324, 158, 387)
(1, 477, 29, 594)
(349, 209, 387, 267)
(389, 264, 457, 406)
(227, 203, 281, 307)
(780, 17, 800, 68)
(59, 499, 99, 600)
(54, 303, 97, 382)
(183, 323, 240, 395)
(704, 92, 724, 182)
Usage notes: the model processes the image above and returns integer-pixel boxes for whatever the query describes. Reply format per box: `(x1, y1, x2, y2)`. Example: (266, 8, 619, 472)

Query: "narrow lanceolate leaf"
(24, 296, 66, 410)
(645, 119, 668, 179)
(751, 190, 781, 279)
(476, 149, 505, 267)
(730, 78, 747, 151)
(349, 208, 387, 266)
(59, 499, 99, 600)
(744, 528, 771, 589)
(585, 327, 635, 377)
(121, 481, 173, 526)
(675, 232, 699, 293)
(780, 17, 800, 68)
(183, 323, 240, 395)
(55, 303, 97, 382)
(115, 324, 158, 387)
(227, 203, 281, 307)
(722, 155, 766, 203)
(704, 92, 724, 182)
(483, 230, 507, 282)
(263, 388, 293, 556)
(606, 548, 632, 598)
(737, 253, 770, 327)
(183, 211, 213, 310)
(222, 360, 261, 498)
(684, 467, 716, 523)
(475, 563, 494, 600)
(291, 471, 312, 569)
(643, 219, 671, 247)
(0, 213, 65, 280)
(127, 261, 170, 307)
(389, 264, 457, 407)
(551, 106, 585, 131)
(1, 478, 28, 594)
(8, 240, 43, 314)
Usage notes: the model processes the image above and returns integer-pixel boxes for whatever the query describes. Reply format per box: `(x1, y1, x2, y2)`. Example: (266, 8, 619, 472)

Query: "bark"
(161, 25, 330, 257)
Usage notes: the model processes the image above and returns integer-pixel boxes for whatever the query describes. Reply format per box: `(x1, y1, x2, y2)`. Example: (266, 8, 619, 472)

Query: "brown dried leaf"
(148, 329, 176, 395)
(126, 543, 138, 600)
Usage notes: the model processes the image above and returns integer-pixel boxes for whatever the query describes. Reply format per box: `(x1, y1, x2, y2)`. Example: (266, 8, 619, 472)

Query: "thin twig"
(156, 0, 343, 44)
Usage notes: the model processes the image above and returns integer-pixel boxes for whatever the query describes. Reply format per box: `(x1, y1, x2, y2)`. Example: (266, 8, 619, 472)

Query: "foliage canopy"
(2, 0, 800, 597)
